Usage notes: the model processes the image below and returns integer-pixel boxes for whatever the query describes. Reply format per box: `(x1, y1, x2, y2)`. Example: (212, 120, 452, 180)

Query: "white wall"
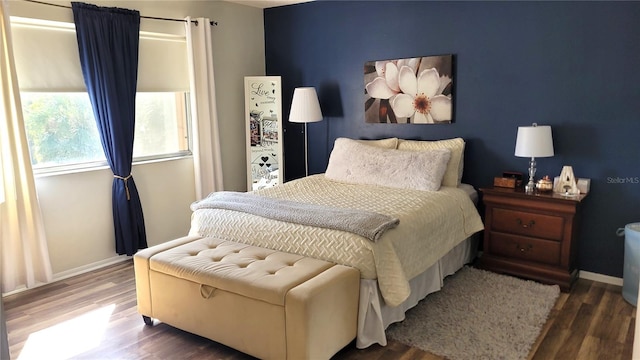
(6, 0, 265, 278)
(35, 159, 196, 274)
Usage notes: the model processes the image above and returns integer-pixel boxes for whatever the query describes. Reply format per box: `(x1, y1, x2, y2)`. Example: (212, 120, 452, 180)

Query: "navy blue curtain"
(72, 2, 147, 256)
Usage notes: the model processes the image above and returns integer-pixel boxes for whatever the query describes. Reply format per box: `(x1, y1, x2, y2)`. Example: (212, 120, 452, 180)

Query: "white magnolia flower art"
(364, 55, 453, 124)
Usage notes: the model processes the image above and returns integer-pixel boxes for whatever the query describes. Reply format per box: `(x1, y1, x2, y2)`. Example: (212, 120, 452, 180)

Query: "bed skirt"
(356, 234, 479, 348)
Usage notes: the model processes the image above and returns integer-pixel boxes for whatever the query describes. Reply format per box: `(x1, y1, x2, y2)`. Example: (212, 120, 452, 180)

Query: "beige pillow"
(356, 137, 398, 149)
(397, 138, 465, 187)
(325, 138, 451, 191)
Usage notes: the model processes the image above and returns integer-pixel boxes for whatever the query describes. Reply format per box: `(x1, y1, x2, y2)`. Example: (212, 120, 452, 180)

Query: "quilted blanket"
(189, 175, 484, 307)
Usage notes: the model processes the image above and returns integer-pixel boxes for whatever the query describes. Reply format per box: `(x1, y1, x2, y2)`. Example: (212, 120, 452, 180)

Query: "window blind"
(10, 16, 189, 92)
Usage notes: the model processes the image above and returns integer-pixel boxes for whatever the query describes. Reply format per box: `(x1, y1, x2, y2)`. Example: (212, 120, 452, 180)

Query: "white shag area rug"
(386, 266, 560, 360)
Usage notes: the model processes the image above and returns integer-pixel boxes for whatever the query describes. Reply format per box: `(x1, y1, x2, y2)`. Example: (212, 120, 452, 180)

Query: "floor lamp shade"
(288, 87, 323, 123)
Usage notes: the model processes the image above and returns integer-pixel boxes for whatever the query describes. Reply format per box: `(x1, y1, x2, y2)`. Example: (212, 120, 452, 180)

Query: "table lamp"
(514, 123, 554, 193)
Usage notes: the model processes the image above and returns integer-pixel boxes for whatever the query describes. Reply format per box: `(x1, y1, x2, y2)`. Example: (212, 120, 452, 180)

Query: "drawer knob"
(516, 218, 535, 229)
(516, 243, 534, 253)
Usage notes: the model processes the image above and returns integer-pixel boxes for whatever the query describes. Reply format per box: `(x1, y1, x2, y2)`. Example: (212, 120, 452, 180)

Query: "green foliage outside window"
(22, 93, 103, 167)
(21, 92, 189, 171)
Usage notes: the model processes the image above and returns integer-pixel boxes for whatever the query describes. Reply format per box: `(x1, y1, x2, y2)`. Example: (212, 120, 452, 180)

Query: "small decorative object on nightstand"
(535, 175, 554, 192)
(479, 187, 587, 291)
(554, 165, 580, 196)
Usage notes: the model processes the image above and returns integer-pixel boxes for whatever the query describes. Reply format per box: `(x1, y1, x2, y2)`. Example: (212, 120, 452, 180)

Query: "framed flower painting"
(364, 54, 453, 124)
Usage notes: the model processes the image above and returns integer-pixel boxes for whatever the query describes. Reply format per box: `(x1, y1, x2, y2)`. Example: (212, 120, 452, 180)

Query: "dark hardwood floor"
(3, 260, 635, 360)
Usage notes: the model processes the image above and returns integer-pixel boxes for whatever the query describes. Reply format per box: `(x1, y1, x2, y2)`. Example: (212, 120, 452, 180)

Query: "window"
(22, 92, 191, 172)
(11, 16, 192, 173)
(132, 93, 190, 160)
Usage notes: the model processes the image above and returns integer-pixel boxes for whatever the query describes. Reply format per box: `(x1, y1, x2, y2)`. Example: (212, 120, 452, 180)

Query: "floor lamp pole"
(303, 122, 309, 177)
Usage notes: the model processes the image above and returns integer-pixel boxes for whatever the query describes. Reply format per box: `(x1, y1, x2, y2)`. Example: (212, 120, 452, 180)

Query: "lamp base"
(525, 180, 536, 193)
(525, 156, 537, 193)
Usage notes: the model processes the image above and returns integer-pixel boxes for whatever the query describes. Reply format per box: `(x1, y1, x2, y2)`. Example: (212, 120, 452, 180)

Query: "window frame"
(28, 91, 193, 177)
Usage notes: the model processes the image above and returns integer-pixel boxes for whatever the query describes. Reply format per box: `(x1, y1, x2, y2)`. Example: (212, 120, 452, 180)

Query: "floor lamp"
(288, 87, 323, 177)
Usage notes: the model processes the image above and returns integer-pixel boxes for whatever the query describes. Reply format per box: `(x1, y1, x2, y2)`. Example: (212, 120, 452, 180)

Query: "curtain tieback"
(113, 174, 133, 201)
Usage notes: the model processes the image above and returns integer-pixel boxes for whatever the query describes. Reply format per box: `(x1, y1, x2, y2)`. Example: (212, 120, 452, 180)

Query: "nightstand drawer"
(489, 232, 561, 265)
(491, 208, 564, 241)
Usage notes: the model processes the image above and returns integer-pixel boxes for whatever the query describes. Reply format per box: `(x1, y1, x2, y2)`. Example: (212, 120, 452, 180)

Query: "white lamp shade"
(288, 87, 323, 123)
(514, 124, 554, 158)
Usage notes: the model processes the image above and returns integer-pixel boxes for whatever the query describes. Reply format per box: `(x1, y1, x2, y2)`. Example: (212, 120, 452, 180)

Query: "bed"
(188, 137, 485, 348)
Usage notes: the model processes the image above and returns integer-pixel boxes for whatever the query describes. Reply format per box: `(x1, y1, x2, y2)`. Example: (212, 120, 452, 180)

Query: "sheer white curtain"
(185, 17, 223, 199)
(0, 294, 7, 360)
(0, 0, 53, 295)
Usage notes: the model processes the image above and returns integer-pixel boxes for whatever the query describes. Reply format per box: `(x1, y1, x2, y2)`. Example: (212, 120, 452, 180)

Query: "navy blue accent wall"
(265, 1, 640, 278)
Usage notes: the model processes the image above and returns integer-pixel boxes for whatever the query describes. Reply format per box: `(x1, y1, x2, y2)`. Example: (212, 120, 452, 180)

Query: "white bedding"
(189, 174, 484, 307)
(358, 233, 478, 347)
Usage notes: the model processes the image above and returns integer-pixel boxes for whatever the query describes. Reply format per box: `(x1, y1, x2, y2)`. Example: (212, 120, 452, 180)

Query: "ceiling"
(222, 0, 312, 9)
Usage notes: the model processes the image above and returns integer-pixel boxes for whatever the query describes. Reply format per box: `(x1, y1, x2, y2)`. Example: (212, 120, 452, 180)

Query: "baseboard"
(2, 257, 625, 297)
(59, 258, 622, 287)
(579, 270, 623, 286)
(477, 251, 624, 287)
(2, 255, 131, 297)
(52, 255, 132, 283)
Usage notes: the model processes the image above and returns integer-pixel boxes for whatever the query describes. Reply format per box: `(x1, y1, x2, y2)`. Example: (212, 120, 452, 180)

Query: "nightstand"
(478, 187, 587, 291)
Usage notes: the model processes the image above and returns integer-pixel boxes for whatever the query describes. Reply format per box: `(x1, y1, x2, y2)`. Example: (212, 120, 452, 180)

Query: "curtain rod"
(22, 0, 218, 26)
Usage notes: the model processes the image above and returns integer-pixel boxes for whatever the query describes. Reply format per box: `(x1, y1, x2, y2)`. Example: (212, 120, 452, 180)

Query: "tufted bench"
(133, 235, 360, 360)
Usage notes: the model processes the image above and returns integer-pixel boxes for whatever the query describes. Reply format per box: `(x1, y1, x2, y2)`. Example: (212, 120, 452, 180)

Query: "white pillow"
(397, 137, 465, 187)
(355, 137, 398, 149)
(325, 138, 451, 191)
